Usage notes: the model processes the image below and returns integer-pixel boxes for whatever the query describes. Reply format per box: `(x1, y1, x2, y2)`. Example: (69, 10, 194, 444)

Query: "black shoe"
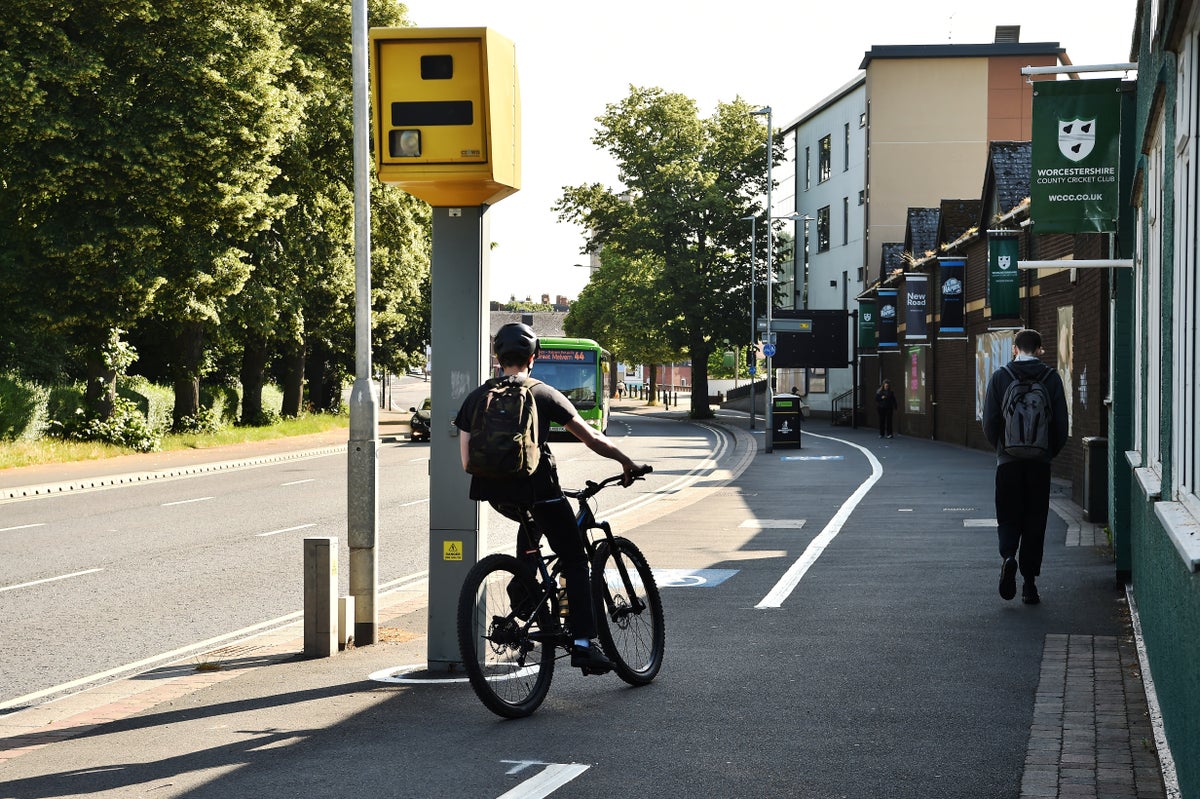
(570, 641, 613, 675)
(506, 577, 535, 621)
(999, 557, 1018, 600)
(1022, 580, 1041, 605)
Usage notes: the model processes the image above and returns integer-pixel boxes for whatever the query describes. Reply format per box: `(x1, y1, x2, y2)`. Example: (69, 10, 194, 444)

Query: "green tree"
(555, 87, 783, 418)
(564, 249, 678, 402)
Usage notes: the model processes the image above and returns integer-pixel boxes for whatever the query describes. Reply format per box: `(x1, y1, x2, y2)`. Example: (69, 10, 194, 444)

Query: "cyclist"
(454, 322, 648, 674)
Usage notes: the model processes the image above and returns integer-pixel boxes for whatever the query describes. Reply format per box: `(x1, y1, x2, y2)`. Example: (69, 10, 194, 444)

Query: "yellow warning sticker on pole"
(443, 540, 463, 561)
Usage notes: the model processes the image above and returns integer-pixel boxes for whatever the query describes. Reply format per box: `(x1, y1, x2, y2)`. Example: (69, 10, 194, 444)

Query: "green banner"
(1030, 78, 1122, 233)
(988, 235, 1020, 318)
(858, 300, 876, 348)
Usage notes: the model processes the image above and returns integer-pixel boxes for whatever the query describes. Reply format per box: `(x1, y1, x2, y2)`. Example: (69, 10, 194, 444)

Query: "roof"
(903, 208, 941, 261)
(981, 141, 1032, 226)
(859, 42, 1063, 70)
(881, 243, 906, 281)
(938, 199, 982, 246)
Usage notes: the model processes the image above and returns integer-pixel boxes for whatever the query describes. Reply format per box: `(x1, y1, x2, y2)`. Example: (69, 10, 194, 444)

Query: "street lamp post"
(751, 107, 776, 452)
(739, 214, 758, 429)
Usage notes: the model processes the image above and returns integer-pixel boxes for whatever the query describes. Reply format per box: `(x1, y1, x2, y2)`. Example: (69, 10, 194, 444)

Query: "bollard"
(304, 537, 338, 657)
(338, 595, 356, 650)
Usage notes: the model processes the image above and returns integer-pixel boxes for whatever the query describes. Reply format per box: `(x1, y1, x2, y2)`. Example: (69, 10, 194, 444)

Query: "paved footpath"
(0, 404, 1174, 798)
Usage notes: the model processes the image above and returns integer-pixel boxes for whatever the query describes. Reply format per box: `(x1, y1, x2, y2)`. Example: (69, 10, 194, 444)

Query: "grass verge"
(0, 413, 349, 470)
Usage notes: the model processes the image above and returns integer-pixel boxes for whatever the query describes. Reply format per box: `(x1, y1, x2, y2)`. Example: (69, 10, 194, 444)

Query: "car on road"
(409, 397, 431, 442)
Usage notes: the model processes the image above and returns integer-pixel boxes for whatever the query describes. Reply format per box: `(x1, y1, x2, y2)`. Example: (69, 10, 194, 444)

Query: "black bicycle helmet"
(493, 322, 539, 362)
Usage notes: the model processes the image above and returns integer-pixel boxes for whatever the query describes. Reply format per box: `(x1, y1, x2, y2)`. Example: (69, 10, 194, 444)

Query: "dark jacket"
(982, 358, 1070, 464)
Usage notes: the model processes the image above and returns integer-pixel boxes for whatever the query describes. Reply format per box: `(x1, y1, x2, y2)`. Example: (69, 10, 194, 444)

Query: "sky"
(395, 0, 1138, 303)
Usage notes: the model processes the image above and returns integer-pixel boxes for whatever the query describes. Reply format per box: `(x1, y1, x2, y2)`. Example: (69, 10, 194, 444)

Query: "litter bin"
(773, 393, 802, 448)
(1082, 436, 1108, 523)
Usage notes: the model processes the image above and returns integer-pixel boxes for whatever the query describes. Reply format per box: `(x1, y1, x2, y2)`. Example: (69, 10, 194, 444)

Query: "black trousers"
(506, 497, 597, 640)
(878, 409, 894, 436)
(995, 460, 1053, 580)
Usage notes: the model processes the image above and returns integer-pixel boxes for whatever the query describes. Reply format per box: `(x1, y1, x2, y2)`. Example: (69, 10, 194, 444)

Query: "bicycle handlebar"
(565, 465, 653, 501)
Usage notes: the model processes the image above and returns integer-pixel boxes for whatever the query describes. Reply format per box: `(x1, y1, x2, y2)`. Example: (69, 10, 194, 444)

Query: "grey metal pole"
(741, 215, 757, 430)
(347, 0, 378, 646)
(763, 107, 775, 454)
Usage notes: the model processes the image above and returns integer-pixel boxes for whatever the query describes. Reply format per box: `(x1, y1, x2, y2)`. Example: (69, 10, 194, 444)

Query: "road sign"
(748, 365, 756, 375)
(763, 343, 776, 357)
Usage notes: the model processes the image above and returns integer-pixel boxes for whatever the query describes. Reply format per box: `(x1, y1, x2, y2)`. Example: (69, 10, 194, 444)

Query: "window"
(859, 111, 867, 128)
(842, 197, 849, 246)
(804, 146, 811, 191)
(844, 123, 850, 171)
(858, 189, 866, 206)
(818, 135, 832, 183)
(1173, 27, 1199, 517)
(807, 368, 827, 393)
(817, 206, 830, 252)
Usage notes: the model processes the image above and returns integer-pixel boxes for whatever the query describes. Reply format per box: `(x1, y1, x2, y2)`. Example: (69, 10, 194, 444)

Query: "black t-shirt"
(454, 375, 577, 504)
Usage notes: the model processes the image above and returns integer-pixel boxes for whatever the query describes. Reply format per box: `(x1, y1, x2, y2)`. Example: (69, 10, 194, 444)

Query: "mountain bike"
(456, 466, 664, 718)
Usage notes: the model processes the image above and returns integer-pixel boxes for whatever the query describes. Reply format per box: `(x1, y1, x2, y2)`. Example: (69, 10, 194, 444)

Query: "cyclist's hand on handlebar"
(620, 462, 653, 487)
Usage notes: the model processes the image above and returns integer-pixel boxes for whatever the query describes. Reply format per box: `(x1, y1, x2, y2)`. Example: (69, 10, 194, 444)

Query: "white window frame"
(1173, 24, 1200, 519)
(1146, 131, 1163, 478)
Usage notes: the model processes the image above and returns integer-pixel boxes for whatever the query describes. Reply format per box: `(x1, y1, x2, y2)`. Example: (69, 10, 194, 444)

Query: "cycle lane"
(0, 416, 1166, 798)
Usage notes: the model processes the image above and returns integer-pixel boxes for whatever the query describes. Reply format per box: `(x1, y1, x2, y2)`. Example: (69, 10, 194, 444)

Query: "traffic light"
(369, 27, 520, 206)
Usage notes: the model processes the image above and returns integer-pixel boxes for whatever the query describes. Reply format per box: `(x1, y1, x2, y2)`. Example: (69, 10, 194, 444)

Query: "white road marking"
(161, 496, 214, 507)
(400, 498, 430, 507)
(0, 568, 104, 593)
(497, 763, 590, 798)
(964, 519, 997, 527)
(757, 431, 884, 608)
(281, 479, 315, 486)
(739, 519, 806, 529)
(1, 523, 46, 532)
(256, 523, 317, 538)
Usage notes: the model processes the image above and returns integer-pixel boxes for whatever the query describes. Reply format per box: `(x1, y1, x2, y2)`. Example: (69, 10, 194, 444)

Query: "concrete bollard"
(338, 595, 355, 650)
(304, 537, 338, 658)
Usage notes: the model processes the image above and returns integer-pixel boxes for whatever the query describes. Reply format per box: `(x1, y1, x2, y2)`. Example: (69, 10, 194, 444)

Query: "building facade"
(1116, 1, 1199, 792)
(779, 32, 1064, 414)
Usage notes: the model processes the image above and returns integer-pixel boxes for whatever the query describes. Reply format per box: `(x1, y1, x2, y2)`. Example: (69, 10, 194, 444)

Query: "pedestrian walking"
(982, 329, 1069, 604)
(875, 379, 897, 438)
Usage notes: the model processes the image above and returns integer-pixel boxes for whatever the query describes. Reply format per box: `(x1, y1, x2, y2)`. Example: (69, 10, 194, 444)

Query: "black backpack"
(465, 377, 541, 479)
(1000, 364, 1054, 459)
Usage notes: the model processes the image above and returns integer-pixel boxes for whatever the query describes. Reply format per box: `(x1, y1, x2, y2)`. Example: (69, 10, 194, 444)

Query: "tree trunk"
(171, 321, 204, 428)
(280, 342, 305, 418)
(609, 356, 620, 398)
(239, 334, 269, 424)
(647, 364, 658, 405)
(84, 347, 117, 420)
(689, 339, 714, 419)
(306, 353, 327, 411)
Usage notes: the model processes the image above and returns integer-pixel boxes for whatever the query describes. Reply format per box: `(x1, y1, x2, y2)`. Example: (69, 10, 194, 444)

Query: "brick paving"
(1022, 634, 1165, 799)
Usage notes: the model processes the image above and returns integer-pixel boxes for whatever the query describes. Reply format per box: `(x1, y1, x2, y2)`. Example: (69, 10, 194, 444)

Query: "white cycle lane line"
(497, 761, 589, 799)
(755, 431, 884, 609)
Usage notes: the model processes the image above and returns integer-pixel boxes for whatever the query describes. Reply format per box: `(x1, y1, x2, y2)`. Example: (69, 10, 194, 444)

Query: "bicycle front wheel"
(591, 537, 665, 685)
(457, 554, 556, 718)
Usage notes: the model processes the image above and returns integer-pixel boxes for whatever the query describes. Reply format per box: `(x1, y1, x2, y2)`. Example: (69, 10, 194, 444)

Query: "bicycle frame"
(517, 477, 648, 645)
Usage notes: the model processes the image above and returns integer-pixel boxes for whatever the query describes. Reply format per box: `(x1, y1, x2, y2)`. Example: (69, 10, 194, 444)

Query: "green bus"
(533, 337, 611, 433)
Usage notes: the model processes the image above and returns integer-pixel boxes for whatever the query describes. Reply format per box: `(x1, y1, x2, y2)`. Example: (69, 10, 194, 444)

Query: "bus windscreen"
(533, 349, 597, 409)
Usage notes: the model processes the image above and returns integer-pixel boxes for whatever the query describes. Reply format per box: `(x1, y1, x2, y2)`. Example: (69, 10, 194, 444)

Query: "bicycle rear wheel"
(591, 537, 665, 685)
(457, 554, 556, 718)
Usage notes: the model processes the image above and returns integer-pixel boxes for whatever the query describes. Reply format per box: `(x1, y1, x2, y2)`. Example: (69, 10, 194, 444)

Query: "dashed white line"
(161, 496, 214, 507)
(1, 523, 46, 533)
(281, 479, 315, 486)
(1, 568, 104, 593)
(400, 498, 430, 507)
(256, 523, 317, 538)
